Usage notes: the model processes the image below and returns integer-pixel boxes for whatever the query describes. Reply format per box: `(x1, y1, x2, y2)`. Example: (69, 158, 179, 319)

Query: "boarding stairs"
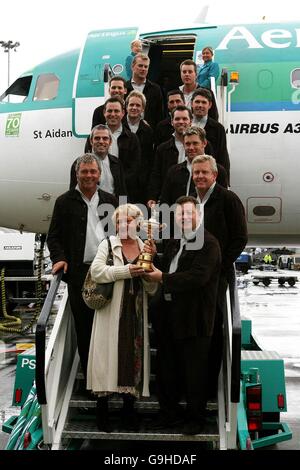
(35, 271, 241, 450)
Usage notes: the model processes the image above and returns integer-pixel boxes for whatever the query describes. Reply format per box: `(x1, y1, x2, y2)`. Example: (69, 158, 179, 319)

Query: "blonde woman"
(87, 204, 157, 432)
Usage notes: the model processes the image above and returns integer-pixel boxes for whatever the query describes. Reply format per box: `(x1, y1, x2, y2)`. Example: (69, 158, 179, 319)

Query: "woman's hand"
(129, 264, 145, 277)
(143, 266, 163, 283)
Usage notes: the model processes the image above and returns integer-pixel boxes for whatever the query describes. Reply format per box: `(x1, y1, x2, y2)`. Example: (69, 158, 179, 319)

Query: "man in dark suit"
(124, 90, 154, 204)
(160, 126, 228, 206)
(125, 53, 164, 129)
(144, 196, 221, 434)
(91, 76, 127, 129)
(191, 88, 230, 181)
(85, 76, 128, 153)
(70, 125, 127, 199)
(154, 89, 184, 149)
(102, 96, 141, 203)
(47, 154, 117, 382)
(147, 105, 192, 207)
(192, 154, 247, 396)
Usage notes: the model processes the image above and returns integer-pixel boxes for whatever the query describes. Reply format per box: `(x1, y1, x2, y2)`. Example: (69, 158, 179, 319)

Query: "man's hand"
(52, 261, 68, 274)
(143, 266, 162, 283)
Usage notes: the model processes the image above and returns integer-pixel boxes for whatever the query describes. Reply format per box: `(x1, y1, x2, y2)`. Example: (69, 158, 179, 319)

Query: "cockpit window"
(33, 73, 59, 101)
(291, 69, 300, 89)
(0, 76, 32, 103)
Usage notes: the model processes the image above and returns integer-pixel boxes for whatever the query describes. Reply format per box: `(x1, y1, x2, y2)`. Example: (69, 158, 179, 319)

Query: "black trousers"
(154, 305, 211, 421)
(68, 268, 94, 381)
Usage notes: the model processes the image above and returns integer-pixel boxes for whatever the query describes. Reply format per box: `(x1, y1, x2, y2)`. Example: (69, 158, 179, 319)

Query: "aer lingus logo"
(5, 113, 22, 136)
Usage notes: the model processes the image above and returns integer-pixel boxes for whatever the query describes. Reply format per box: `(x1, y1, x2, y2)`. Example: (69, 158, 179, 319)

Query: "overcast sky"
(1, 0, 299, 93)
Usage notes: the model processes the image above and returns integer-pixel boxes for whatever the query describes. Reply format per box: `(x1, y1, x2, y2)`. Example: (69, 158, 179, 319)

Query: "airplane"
(0, 22, 300, 245)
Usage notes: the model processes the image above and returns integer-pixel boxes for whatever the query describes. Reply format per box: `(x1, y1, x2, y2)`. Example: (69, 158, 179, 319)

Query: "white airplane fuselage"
(0, 23, 300, 245)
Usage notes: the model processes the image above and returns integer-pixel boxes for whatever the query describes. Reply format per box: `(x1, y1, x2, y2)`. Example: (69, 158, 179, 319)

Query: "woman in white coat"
(87, 203, 157, 431)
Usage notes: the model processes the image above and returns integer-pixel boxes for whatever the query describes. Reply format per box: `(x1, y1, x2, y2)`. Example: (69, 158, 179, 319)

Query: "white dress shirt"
(98, 154, 114, 195)
(76, 185, 105, 263)
(192, 115, 208, 129)
(174, 134, 185, 164)
(109, 124, 122, 158)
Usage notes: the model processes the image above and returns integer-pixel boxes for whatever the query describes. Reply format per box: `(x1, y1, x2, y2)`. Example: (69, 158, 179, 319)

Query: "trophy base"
(136, 253, 153, 272)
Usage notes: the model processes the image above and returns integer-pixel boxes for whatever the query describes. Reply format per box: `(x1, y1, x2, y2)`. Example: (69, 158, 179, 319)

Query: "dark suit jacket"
(69, 153, 127, 199)
(148, 137, 216, 202)
(92, 104, 106, 128)
(158, 229, 221, 339)
(47, 188, 117, 286)
(154, 117, 173, 149)
(192, 183, 248, 276)
(86, 125, 142, 202)
(147, 137, 179, 202)
(125, 79, 165, 129)
(160, 161, 228, 206)
(204, 117, 230, 181)
(117, 126, 141, 202)
(124, 119, 154, 203)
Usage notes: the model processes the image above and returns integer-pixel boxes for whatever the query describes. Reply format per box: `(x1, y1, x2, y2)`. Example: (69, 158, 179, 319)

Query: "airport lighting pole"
(0, 40, 20, 98)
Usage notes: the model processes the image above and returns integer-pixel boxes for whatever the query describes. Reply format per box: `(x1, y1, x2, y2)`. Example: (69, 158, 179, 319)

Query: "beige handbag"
(82, 238, 114, 310)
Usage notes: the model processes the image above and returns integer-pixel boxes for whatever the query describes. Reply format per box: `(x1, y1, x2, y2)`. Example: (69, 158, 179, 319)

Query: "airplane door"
(73, 27, 138, 137)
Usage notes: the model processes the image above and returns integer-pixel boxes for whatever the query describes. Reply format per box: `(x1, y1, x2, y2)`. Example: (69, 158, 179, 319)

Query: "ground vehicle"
(278, 254, 300, 270)
(278, 255, 293, 269)
(235, 252, 252, 274)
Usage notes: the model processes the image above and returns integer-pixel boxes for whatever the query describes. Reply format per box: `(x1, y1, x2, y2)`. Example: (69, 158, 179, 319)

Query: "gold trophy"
(137, 207, 164, 272)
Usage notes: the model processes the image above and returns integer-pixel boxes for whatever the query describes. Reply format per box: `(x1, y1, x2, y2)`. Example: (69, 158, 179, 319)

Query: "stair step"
(69, 393, 218, 411)
(62, 418, 219, 443)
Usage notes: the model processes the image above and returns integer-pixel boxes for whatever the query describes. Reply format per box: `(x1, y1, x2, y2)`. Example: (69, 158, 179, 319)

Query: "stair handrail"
(35, 271, 63, 404)
(228, 270, 241, 403)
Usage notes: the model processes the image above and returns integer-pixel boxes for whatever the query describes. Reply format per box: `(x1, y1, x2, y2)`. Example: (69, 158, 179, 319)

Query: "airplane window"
(291, 69, 300, 89)
(253, 206, 276, 216)
(33, 73, 59, 101)
(258, 70, 273, 89)
(0, 76, 32, 103)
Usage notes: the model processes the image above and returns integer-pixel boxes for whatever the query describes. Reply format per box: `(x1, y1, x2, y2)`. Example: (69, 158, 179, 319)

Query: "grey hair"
(75, 153, 101, 173)
(112, 203, 143, 226)
(192, 154, 218, 173)
(90, 124, 112, 141)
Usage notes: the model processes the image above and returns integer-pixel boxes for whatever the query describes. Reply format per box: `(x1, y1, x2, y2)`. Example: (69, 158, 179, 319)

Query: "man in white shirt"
(103, 97, 141, 202)
(47, 154, 117, 383)
(70, 125, 127, 199)
(144, 196, 221, 434)
(192, 154, 247, 397)
(179, 60, 198, 109)
(147, 105, 192, 207)
(126, 53, 164, 129)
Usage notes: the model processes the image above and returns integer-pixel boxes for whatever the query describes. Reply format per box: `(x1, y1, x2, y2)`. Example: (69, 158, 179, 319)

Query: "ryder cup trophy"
(137, 207, 164, 272)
